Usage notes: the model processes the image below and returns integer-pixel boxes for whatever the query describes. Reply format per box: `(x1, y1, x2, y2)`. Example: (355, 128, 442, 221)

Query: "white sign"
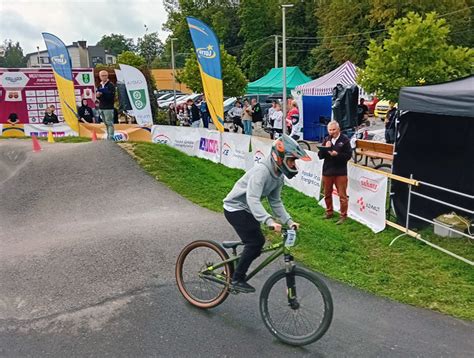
(285, 150, 323, 200)
(196, 128, 221, 163)
(74, 71, 94, 86)
(220, 132, 251, 170)
(0, 72, 29, 88)
(24, 123, 78, 137)
(119, 64, 153, 126)
(151, 125, 201, 157)
(319, 163, 387, 233)
(250, 136, 273, 170)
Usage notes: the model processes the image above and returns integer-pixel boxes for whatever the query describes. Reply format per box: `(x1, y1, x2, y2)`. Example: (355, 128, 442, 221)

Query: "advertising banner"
(285, 150, 323, 200)
(119, 64, 152, 126)
(250, 136, 273, 170)
(24, 123, 78, 137)
(79, 123, 152, 142)
(196, 128, 221, 163)
(151, 125, 201, 157)
(186, 17, 224, 132)
(42, 33, 80, 133)
(319, 163, 387, 233)
(220, 132, 251, 170)
(0, 68, 94, 125)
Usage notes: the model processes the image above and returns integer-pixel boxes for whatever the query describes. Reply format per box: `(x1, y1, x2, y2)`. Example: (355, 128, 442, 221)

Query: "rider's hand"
(290, 222, 300, 230)
(270, 223, 282, 232)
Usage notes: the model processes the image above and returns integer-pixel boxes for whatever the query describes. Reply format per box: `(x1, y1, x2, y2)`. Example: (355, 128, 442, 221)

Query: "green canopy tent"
(246, 66, 311, 95)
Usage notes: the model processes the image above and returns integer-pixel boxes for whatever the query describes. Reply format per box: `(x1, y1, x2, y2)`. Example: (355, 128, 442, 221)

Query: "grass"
(129, 142, 474, 320)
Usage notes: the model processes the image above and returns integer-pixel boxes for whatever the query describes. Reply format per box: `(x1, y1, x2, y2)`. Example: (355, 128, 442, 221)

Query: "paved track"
(0, 140, 472, 357)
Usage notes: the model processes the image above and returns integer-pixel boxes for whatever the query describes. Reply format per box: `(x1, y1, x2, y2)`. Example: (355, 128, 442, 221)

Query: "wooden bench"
(355, 139, 394, 164)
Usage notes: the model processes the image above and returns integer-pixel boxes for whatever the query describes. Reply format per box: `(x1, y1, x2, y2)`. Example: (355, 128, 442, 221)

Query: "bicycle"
(175, 228, 333, 346)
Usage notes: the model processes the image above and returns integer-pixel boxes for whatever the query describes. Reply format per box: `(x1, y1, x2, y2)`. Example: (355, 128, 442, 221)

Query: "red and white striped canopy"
(296, 61, 357, 96)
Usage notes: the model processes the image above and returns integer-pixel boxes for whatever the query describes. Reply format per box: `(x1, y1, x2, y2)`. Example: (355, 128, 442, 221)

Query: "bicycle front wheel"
(176, 240, 233, 309)
(297, 140, 311, 151)
(260, 267, 333, 346)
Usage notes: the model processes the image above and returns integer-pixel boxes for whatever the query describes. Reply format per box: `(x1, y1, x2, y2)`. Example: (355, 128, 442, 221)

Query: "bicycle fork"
(284, 254, 299, 310)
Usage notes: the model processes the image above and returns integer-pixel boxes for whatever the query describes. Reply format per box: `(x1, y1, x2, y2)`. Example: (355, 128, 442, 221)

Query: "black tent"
(392, 76, 474, 226)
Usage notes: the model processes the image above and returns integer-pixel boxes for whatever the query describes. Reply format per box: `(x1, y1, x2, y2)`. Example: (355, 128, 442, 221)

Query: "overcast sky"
(0, 0, 169, 55)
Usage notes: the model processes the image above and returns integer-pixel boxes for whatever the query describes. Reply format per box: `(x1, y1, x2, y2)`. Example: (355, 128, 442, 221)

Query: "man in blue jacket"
(96, 70, 116, 140)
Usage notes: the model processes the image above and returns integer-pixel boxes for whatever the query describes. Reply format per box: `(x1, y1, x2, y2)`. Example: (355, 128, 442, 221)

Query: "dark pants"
(202, 112, 209, 128)
(323, 175, 348, 218)
(232, 116, 244, 133)
(224, 209, 265, 281)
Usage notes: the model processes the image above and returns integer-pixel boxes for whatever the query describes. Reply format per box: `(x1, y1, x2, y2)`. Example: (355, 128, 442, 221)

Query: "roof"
(246, 66, 311, 95)
(399, 76, 474, 118)
(296, 61, 357, 96)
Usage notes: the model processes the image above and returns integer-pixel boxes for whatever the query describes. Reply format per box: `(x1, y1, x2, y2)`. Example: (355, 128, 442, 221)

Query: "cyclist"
(223, 134, 311, 293)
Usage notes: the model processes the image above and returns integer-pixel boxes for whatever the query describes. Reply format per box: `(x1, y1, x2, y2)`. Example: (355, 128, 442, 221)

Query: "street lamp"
(37, 46, 41, 68)
(281, 4, 293, 135)
(170, 38, 178, 109)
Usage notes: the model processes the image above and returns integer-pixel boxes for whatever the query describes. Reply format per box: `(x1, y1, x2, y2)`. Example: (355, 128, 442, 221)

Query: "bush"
(155, 109, 168, 125)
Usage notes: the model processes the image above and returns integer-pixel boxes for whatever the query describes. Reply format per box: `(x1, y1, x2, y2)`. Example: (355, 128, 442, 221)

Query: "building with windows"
(26, 41, 116, 68)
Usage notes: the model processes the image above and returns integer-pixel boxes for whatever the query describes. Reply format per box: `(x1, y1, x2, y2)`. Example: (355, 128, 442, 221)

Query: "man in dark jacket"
(186, 99, 201, 128)
(317, 121, 352, 224)
(96, 70, 116, 140)
(251, 98, 263, 125)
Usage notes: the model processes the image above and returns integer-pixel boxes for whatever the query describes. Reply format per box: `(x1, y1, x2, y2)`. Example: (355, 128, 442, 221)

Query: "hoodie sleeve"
(246, 168, 274, 226)
(267, 182, 293, 226)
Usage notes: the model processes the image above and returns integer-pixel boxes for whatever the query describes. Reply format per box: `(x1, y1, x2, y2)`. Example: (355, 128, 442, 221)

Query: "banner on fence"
(319, 163, 387, 233)
(250, 136, 273, 170)
(285, 150, 323, 200)
(151, 125, 201, 156)
(80, 123, 151, 142)
(24, 123, 77, 137)
(220, 132, 251, 170)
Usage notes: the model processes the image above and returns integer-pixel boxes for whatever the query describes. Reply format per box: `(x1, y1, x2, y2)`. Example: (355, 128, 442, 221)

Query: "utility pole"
(170, 38, 178, 110)
(274, 35, 278, 68)
(281, 4, 294, 135)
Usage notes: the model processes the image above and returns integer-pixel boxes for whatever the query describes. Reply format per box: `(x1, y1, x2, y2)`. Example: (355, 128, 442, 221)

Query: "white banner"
(319, 164, 387, 233)
(221, 132, 251, 170)
(24, 123, 78, 137)
(196, 128, 221, 163)
(285, 150, 323, 200)
(151, 125, 201, 157)
(249, 136, 273, 170)
(119, 64, 152, 126)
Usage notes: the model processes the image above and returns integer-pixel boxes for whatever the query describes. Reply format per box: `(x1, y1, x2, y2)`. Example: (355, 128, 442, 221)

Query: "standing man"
(186, 99, 201, 128)
(317, 121, 352, 225)
(357, 98, 369, 126)
(384, 101, 397, 144)
(96, 70, 116, 140)
(200, 97, 210, 129)
(251, 98, 262, 127)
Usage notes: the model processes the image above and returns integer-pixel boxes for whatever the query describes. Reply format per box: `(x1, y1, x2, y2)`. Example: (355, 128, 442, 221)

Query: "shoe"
(231, 280, 256, 293)
(336, 217, 347, 225)
(322, 214, 333, 220)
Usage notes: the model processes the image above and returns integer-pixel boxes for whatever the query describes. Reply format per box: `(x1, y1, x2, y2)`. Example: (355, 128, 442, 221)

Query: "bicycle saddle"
(222, 241, 243, 249)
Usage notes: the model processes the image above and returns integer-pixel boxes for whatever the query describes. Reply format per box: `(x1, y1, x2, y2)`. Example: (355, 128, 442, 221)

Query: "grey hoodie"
(223, 156, 294, 227)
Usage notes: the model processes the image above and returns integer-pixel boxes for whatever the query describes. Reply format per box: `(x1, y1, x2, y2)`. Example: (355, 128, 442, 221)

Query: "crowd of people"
(166, 97, 210, 129)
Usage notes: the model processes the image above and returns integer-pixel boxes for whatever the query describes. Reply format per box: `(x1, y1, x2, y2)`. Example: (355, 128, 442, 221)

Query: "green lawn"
(129, 142, 473, 320)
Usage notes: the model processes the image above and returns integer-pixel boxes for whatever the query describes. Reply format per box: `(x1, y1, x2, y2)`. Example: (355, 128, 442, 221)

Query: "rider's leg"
(224, 209, 265, 282)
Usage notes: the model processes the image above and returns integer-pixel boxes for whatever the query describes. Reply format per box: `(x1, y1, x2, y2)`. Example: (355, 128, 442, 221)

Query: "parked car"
(374, 100, 398, 119)
(361, 95, 379, 115)
(158, 94, 189, 109)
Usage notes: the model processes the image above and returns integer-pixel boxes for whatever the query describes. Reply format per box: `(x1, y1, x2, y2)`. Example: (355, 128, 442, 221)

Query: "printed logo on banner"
(199, 137, 219, 153)
(222, 142, 231, 156)
(357, 197, 366, 212)
(254, 150, 265, 163)
(113, 131, 129, 141)
(0, 72, 29, 87)
(81, 73, 91, 84)
(51, 54, 67, 65)
(129, 89, 146, 110)
(196, 45, 217, 59)
(153, 134, 171, 144)
(357, 196, 381, 214)
(360, 177, 379, 192)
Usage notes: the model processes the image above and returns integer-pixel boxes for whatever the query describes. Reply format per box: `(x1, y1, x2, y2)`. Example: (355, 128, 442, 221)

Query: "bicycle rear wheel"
(297, 140, 311, 151)
(176, 240, 233, 309)
(260, 267, 333, 346)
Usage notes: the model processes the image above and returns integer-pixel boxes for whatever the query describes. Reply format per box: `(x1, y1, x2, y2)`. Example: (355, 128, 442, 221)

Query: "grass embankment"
(129, 142, 473, 320)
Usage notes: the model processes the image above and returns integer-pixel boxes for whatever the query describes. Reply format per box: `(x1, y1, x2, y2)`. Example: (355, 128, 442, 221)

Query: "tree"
(137, 32, 164, 66)
(0, 40, 27, 68)
(116, 51, 146, 68)
(178, 46, 247, 97)
(357, 12, 474, 102)
(97, 34, 135, 55)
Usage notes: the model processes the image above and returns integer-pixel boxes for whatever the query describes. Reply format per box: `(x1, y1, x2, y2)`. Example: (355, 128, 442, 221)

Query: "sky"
(0, 0, 169, 55)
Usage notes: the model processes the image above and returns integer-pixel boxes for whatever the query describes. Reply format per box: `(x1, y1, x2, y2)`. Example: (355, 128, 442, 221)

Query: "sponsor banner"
(79, 123, 152, 142)
(220, 132, 251, 170)
(285, 150, 323, 199)
(151, 125, 201, 157)
(119, 64, 153, 126)
(196, 128, 221, 163)
(24, 123, 78, 137)
(319, 163, 387, 233)
(347, 164, 387, 233)
(1, 124, 26, 137)
(250, 136, 273, 170)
